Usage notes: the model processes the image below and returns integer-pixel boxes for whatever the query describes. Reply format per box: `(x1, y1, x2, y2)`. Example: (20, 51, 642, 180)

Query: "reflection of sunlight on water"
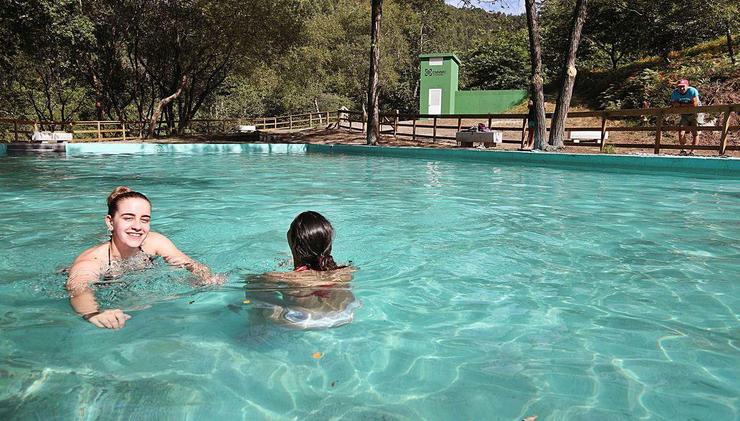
(425, 161, 442, 187)
(2, 151, 739, 419)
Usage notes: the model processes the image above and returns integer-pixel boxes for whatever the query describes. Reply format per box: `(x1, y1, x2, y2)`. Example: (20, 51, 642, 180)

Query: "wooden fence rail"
(336, 104, 739, 155)
(0, 111, 334, 142)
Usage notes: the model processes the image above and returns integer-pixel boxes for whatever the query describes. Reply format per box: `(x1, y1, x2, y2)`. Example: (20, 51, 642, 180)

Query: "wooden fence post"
(598, 113, 608, 152)
(122, 122, 126, 142)
(457, 117, 462, 133)
(13, 120, 18, 142)
(718, 108, 732, 155)
(394, 110, 399, 139)
(487, 114, 492, 129)
(433, 117, 437, 143)
(289, 115, 293, 130)
(520, 118, 527, 149)
(97, 121, 102, 141)
(412, 118, 416, 141)
(653, 110, 664, 155)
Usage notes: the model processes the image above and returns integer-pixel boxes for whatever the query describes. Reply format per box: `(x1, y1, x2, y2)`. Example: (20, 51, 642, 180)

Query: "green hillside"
(575, 37, 740, 110)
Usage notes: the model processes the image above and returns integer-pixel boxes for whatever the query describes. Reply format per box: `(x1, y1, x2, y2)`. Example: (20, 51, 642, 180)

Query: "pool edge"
(306, 143, 740, 176)
(5, 142, 738, 176)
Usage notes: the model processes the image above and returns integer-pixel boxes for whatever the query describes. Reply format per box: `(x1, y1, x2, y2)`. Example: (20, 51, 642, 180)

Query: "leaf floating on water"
(243, 300, 251, 304)
(523, 416, 537, 421)
(312, 352, 322, 359)
(331, 381, 336, 387)
(188, 300, 195, 304)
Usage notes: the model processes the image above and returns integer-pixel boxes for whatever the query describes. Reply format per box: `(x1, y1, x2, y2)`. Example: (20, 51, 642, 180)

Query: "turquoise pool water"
(1, 145, 738, 420)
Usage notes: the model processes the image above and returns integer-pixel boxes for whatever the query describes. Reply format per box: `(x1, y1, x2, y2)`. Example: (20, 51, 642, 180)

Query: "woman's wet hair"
(106, 186, 150, 217)
(287, 211, 342, 271)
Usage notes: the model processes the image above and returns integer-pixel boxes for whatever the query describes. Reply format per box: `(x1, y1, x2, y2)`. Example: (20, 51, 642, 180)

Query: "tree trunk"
(146, 76, 187, 139)
(727, 22, 736, 65)
(549, 0, 588, 148)
(525, 0, 547, 150)
(366, 0, 383, 146)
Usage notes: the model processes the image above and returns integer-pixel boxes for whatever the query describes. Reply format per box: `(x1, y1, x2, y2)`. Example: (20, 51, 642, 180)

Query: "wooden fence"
(0, 119, 141, 142)
(0, 111, 333, 142)
(338, 104, 739, 155)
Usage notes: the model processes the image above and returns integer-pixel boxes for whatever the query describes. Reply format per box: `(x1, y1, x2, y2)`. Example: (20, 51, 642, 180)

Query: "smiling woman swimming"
(66, 186, 223, 329)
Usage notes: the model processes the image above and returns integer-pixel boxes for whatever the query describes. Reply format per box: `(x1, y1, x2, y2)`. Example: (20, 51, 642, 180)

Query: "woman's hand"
(86, 309, 131, 329)
(194, 273, 227, 286)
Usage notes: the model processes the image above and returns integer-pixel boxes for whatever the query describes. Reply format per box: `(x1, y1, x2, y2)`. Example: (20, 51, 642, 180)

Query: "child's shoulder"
(262, 266, 355, 285)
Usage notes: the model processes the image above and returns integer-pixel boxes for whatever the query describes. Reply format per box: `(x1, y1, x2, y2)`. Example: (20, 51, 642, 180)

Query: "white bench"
(568, 130, 608, 144)
(32, 131, 72, 142)
(236, 125, 257, 133)
(456, 130, 503, 148)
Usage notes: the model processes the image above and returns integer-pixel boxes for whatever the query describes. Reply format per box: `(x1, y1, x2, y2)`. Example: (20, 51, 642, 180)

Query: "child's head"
(287, 211, 339, 271)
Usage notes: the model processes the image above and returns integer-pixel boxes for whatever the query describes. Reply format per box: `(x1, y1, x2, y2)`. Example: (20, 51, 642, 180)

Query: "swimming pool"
(1, 144, 738, 419)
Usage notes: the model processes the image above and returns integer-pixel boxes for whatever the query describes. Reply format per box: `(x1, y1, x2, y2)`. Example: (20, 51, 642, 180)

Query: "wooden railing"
(337, 104, 739, 155)
(175, 111, 333, 135)
(0, 111, 334, 142)
(0, 119, 143, 142)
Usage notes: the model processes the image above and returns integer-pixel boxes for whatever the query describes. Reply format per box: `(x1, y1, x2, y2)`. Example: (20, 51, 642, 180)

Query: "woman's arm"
(146, 232, 224, 285)
(66, 252, 131, 329)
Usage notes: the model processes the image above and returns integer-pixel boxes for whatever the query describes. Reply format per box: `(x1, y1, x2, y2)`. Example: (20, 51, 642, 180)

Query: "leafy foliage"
(464, 29, 530, 90)
(0, 0, 737, 125)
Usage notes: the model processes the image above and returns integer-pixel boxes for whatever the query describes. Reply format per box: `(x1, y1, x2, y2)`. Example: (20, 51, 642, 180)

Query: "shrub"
(602, 144, 617, 154)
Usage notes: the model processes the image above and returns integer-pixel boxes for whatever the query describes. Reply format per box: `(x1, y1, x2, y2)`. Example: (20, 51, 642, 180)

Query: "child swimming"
(248, 211, 358, 329)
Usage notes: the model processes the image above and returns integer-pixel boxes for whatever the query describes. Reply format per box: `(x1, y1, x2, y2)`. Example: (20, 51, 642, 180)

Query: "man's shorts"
(679, 114, 698, 127)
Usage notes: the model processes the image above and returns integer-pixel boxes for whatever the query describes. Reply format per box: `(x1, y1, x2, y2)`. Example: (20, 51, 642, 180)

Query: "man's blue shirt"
(671, 86, 700, 105)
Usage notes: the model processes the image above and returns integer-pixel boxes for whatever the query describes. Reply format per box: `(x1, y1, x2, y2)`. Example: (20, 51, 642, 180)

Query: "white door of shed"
(428, 89, 442, 115)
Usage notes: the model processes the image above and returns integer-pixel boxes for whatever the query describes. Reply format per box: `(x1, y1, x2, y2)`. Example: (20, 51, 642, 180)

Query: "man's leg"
(690, 128, 698, 154)
(678, 130, 686, 154)
(688, 114, 699, 155)
(678, 115, 688, 155)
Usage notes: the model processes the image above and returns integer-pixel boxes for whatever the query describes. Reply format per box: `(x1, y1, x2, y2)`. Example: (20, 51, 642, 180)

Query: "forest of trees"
(0, 0, 737, 134)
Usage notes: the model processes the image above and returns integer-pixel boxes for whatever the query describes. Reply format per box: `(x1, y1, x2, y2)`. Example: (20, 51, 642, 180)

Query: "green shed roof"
(419, 53, 461, 65)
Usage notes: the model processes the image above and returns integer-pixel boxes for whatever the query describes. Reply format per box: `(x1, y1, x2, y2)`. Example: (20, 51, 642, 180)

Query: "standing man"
(671, 79, 700, 156)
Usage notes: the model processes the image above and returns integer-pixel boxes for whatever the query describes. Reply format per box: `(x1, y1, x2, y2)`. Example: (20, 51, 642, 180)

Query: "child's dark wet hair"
(287, 211, 341, 271)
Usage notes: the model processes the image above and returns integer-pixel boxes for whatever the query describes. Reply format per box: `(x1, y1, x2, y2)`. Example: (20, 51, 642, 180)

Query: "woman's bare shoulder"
(141, 231, 173, 254)
(143, 231, 168, 244)
(69, 243, 108, 273)
(73, 243, 107, 264)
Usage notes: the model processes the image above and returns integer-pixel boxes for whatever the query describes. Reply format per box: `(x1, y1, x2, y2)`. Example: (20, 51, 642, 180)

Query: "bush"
(598, 69, 673, 110)
(602, 144, 617, 154)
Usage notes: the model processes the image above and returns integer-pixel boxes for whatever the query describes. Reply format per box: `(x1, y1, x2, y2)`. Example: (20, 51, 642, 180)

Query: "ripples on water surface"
(0, 148, 738, 420)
